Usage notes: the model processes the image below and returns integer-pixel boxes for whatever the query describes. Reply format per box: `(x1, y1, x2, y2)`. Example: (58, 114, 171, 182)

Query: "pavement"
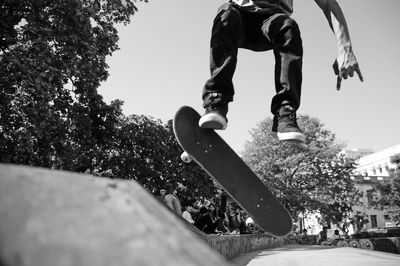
(230, 245, 400, 266)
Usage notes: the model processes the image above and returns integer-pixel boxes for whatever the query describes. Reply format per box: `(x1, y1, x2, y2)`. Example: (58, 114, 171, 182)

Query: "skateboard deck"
(173, 106, 292, 237)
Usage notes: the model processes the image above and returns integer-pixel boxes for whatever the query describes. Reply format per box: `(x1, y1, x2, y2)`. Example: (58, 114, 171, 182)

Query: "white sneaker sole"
(199, 113, 227, 130)
(277, 132, 305, 143)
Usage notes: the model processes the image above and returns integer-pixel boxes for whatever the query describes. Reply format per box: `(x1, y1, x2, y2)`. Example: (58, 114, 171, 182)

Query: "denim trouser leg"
(202, 3, 242, 108)
(203, 4, 303, 114)
(265, 14, 303, 114)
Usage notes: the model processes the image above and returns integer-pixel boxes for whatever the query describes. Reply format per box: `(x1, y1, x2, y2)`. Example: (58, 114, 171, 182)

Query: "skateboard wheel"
(180, 151, 192, 163)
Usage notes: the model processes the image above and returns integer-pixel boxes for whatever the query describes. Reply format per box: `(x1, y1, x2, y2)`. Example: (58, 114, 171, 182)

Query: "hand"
(333, 51, 364, 90)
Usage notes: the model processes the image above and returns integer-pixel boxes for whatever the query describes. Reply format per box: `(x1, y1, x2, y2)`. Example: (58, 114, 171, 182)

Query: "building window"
(366, 190, 373, 204)
(370, 215, 378, 228)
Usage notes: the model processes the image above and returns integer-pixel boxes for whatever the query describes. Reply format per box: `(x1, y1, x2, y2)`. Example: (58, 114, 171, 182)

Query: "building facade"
(348, 145, 400, 230)
(297, 145, 399, 237)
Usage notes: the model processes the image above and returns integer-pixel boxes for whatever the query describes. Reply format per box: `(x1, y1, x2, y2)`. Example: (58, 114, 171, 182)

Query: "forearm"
(315, 0, 352, 54)
(315, 0, 363, 89)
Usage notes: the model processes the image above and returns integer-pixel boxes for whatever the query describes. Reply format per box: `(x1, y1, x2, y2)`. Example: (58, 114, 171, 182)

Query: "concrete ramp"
(231, 245, 400, 266)
(0, 164, 229, 266)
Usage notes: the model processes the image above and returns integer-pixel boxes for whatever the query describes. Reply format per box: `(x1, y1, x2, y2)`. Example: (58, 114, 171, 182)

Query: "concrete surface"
(231, 245, 400, 266)
(0, 164, 229, 266)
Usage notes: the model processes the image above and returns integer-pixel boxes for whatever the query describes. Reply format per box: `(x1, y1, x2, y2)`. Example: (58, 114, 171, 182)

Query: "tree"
(0, 0, 145, 167)
(0, 0, 219, 202)
(311, 154, 363, 235)
(242, 115, 361, 233)
(373, 154, 400, 225)
(348, 211, 369, 234)
(81, 115, 217, 200)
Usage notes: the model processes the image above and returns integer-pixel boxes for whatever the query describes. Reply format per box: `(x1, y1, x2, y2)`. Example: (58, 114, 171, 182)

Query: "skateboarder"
(199, 0, 363, 142)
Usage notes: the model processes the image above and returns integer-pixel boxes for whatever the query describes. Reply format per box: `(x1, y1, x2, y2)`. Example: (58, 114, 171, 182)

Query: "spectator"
(209, 204, 217, 218)
(239, 212, 249, 234)
(212, 202, 229, 234)
(228, 208, 241, 234)
(164, 182, 182, 215)
(195, 196, 211, 209)
(157, 188, 166, 203)
(318, 227, 328, 244)
(333, 229, 341, 239)
(182, 202, 195, 224)
(194, 206, 222, 234)
(219, 191, 227, 213)
(216, 215, 230, 234)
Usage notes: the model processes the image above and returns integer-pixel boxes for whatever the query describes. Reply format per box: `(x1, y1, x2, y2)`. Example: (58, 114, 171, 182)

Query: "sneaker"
(199, 104, 228, 130)
(275, 105, 305, 142)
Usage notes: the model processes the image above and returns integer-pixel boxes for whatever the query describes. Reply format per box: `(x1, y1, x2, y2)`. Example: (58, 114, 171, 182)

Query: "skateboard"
(173, 106, 293, 237)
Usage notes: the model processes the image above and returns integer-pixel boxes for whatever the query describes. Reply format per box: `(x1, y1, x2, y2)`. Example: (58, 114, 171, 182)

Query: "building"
(296, 145, 400, 237)
(340, 148, 374, 160)
(350, 144, 400, 230)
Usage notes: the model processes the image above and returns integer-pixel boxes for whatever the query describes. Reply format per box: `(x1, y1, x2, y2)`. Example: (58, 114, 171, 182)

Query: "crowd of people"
(157, 183, 261, 235)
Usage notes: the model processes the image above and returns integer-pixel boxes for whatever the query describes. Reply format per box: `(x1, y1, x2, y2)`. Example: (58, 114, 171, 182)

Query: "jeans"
(203, 3, 303, 114)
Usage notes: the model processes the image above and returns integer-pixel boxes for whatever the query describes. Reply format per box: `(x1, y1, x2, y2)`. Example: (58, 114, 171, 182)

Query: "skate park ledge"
(0, 163, 285, 266)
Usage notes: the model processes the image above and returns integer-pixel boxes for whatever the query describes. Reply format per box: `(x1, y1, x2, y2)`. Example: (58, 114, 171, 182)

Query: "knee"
(281, 18, 301, 42)
(279, 17, 302, 51)
(214, 3, 242, 28)
(264, 15, 302, 48)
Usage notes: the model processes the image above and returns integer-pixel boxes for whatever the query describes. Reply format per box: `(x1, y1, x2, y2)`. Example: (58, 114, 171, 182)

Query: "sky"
(99, 0, 400, 154)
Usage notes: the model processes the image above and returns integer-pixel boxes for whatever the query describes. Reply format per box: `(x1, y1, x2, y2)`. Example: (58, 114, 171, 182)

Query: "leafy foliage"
(0, 0, 217, 199)
(242, 115, 361, 232)
(94, 116, 217, 200)
(349, 211, 370, 233)
(373, 154, 400, 225)
(0, 0, 145, 166)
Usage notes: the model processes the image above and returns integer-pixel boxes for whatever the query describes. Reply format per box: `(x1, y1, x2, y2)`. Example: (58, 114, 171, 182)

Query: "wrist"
(338, 41, 352, 56)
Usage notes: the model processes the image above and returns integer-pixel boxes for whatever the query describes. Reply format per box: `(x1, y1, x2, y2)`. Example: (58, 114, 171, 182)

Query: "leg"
(262, 14, 303, 114)
(262, 15, 305, 142)
(202, 3, 244, 110)
(203, 218, 222, 234)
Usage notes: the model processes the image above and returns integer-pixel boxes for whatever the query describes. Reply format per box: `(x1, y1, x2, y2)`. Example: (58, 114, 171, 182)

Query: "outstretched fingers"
(355, 64, 364, 82)
(336, 75, 342, 91)
(335, 60, 364, 91)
